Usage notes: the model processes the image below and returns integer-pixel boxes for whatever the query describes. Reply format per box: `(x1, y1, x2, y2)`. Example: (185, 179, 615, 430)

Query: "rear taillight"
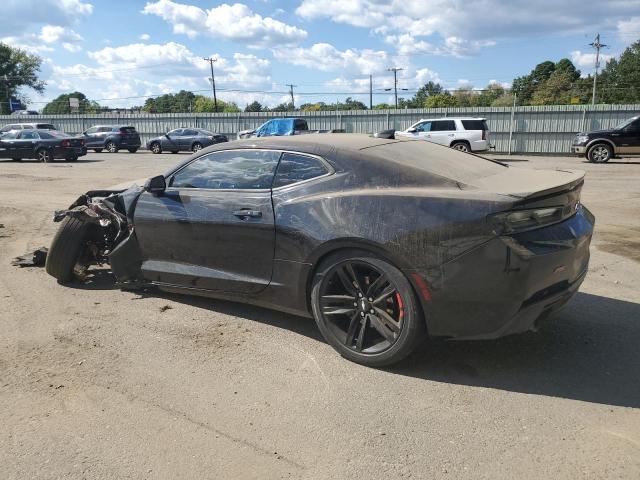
(61, 139, 70, 147)
(488, 204, 577, 234)
(80, 139, 85, 146)
(482, 129, 486, 140)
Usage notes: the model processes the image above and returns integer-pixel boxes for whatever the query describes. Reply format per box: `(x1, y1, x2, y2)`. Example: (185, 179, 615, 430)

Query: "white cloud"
(386, 33, 494, 58)
(297, 0, 640, 56)
(571, 50, 614, 70)
(0, 0, 93, 35)
(273, 43, 389, 75)
(617, 16, 640, 41)
(1, 25, 84, 54)
(142, 0, 307, 47)
(139, 33, 151, 41)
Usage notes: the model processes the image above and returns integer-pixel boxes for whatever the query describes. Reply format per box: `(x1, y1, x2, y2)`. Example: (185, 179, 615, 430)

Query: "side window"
(183, 129, 198, 136)
(414, 122, 431, 132)
(85, 127, 98, 134)
(625, 120, 640, 133)
(168, 129, 183, 136)
(273, 153, 329, 188)
(170, 150, 281, 190)
(431, 120, 456, 131)
(293, 119, 308, 131)
(22, 125, 33, 129)
(20, 131, 39, 140)
(99, 127, 112, 133)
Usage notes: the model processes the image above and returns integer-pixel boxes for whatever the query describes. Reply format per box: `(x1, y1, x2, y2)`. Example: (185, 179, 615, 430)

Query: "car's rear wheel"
(12, 158, 21, 162)
(45, 210, 93, 282)
(65, 154, 78, 162)
(37, 148, 52, 163)
(150, 142, 162, 154)
(191, 142, 203, 153)
(105, 141, 118, 153)
(588, 143, 612, 163)
(94, 148, 103, 153)
(311, 250, 424, 367)
(128, 148, 138, 153)
(451, 141, 470, 153)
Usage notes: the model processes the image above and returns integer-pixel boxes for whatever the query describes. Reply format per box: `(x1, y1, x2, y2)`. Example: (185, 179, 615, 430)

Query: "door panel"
(615, 121, 640, 154)
(134, 189, 275, 293)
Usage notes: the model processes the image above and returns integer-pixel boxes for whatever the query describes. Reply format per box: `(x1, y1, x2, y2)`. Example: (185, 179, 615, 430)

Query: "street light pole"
(203, 57, 218, 112)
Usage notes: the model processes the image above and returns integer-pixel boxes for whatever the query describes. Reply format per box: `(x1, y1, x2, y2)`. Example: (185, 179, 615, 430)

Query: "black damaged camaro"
(46, 135, 594, 366)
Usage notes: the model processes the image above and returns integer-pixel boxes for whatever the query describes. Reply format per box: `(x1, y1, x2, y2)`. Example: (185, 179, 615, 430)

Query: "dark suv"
(571, 115, 640, 163)
(80, 125, 141, 153)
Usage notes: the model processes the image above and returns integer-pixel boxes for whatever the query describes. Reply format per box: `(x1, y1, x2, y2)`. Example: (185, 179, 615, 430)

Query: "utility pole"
(387, 67, 404, 108)
(286, 84, 296, 110)
(589, 34, 607, 105)
(203, 57, 218, 112)
(369, 74, 373, 109)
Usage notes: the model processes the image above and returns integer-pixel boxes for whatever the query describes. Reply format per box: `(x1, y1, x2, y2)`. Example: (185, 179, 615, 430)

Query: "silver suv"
(395, 117, 490, 153)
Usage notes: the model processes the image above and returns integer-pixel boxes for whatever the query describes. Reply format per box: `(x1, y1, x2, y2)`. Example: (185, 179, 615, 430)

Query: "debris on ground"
(159, 305, 173, 312)
(11, 247, 48, 267)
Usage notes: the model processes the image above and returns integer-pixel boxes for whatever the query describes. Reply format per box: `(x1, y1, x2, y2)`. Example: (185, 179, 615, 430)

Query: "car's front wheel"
(12, 158, 21, 162)
(45, 209, 93, 282)
(588, 143, 612, 163)
(311, 250, 424, 367)
(65, 154, 78, 162)
(36, 148, 52, 163)
(150, 142, 162, 154)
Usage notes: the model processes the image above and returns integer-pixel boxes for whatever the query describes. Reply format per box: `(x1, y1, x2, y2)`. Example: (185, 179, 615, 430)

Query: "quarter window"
(171, 150, 281, 190)
(20, 131, 39, 140)
(273, 153, 329, 188)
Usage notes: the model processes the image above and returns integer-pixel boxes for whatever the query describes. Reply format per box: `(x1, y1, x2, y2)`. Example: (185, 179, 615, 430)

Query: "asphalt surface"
(1, 151, 639, 479)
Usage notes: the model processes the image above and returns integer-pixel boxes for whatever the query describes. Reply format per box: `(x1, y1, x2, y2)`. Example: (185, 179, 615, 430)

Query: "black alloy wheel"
(311, 251, 424, 366)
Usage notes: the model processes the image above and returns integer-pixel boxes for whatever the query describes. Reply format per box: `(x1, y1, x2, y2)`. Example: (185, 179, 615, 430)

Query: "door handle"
(233, 209, 262, 218)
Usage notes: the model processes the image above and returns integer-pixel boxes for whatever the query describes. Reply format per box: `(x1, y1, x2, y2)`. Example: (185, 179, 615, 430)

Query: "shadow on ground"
(65, 270, 640, 408)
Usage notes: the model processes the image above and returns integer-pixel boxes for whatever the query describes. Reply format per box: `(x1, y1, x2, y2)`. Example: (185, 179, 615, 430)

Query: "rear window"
(36, 124, 56, 130)
(367, 140, 506, 183)
(461, 120, 488, 131)
(42, 131, 71, 138)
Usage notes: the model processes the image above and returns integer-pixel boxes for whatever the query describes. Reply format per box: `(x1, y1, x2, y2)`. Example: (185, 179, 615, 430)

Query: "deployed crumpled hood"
(106, 178, 147, 191)
(469, 167, 584, 199)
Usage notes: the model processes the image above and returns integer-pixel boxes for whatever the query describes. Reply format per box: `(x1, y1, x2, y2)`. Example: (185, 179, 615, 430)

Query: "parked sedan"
(79, 125, 141, 153)
(0, 129, 87, 162)
(146, 128, 228, 154)
(45, 135, 593, 366)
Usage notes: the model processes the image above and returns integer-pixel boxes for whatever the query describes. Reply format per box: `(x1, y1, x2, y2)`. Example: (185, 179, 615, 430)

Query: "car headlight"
(575, 135, 588, 144)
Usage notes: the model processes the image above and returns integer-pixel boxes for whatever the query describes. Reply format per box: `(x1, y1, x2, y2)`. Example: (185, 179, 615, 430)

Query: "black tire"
(105, 141, 118, 153)
(128, 148, 139, 153)
(150, 142, 162, 154)
(45, 211, 93, 282)
(587, 143, 612, 163)
(36, 148, 52, 163)
(65, 154, 78, 162)
(191, 142, 203, 153)
(94, 148, 103, 153)
(310, 250, 424, 367)
(12, 158, 21, 162)
(451, 141, 470, 153)
(170, 150, 179, 154)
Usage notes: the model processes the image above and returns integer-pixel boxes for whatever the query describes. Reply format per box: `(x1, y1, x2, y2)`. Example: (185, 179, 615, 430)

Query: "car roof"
(222, 133, 399, 152)
(417, 117, 486, 121)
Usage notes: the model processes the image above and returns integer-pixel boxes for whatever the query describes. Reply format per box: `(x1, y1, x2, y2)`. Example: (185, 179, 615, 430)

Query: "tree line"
(2, 39, 640, 114)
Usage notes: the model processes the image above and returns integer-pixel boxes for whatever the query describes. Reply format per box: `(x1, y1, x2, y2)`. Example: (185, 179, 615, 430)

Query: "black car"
(146, 128, 228, 154)
(80, 125, 141, 153)
(45, 135, 593, 366)
(571, 114, 640, 162)
(0, 129, 86, 162)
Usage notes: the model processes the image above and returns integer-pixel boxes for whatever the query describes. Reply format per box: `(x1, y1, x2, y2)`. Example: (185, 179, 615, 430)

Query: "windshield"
(2, 132, 18, 139)
(613, 117, 638, 130)
(366, 140, 506, 184)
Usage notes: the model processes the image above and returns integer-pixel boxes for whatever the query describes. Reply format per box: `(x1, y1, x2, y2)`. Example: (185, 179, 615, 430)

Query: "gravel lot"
(1, 151, 639, 479)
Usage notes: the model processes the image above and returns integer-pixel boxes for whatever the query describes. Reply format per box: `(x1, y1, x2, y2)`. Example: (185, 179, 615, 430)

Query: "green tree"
(271, 102, 294, 112)
(424, 92, 458, 108)
(372, 103, 393, 109)
(599, 39, 640, 104)
(42, 91, 100, 114)
(512, 60, 556, 105)
(193, 95, 240, 112)
(476, 83, 506, 106)
(407, 81, 444, 107)
(143, 90, 196, 113)
(244, 101, 263, 112)
(0, 43, 45, 114)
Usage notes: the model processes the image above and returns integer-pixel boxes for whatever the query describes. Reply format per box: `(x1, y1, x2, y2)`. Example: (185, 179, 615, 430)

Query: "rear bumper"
(470, 139, 489, 152)
(115, 137, 141, 148)
(52, 146, 87, 158)
(421, 205, 595, 339)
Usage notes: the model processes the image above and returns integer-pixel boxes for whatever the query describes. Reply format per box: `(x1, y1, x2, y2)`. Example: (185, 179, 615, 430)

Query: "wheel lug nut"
(353, 302, 357, 306)
(370, 309, 375, 314)
(358, 292, 363, 297)
(360, 312, 365, 317)
(368, 298, 373, 302)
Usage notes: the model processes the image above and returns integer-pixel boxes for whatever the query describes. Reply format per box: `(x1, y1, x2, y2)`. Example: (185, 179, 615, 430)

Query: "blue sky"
(2, 0, 640, 109)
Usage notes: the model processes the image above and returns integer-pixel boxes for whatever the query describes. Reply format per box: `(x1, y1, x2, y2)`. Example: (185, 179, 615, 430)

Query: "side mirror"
(165, 134, 171, 139)
(144, 175, 166, 194)
(407, 127, 417, 133)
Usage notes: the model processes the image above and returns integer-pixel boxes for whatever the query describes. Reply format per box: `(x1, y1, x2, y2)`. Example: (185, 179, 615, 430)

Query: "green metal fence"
(1, 104, 638, 154)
